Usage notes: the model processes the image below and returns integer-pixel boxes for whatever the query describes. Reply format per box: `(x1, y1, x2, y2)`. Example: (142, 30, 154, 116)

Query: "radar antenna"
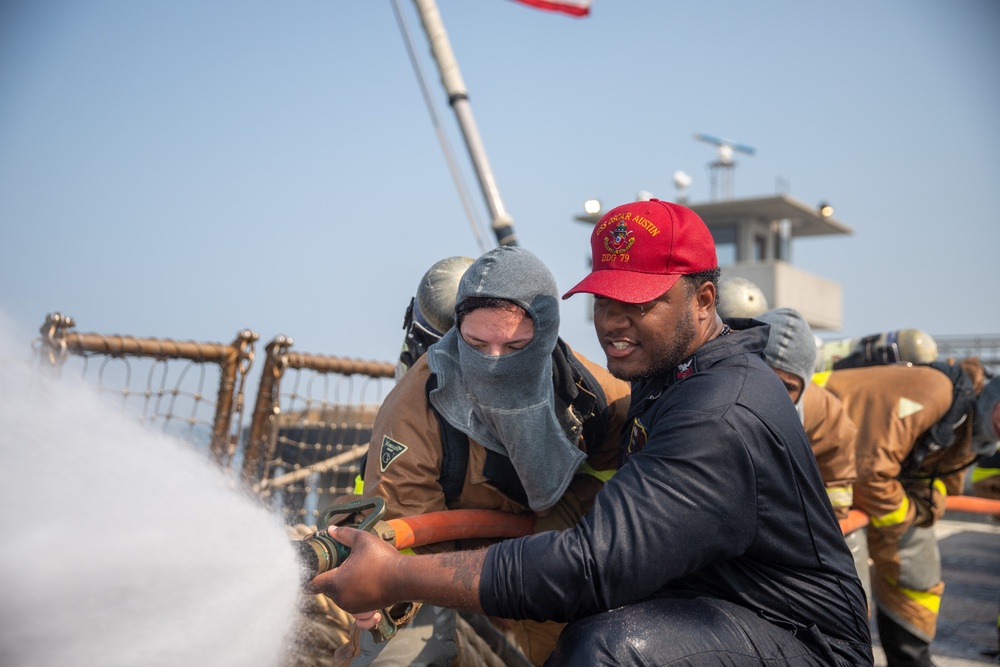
(694, 133, 756, 200)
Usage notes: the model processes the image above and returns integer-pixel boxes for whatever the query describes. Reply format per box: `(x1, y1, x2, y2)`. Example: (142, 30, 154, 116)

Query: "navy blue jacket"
(481, 323, 871, 661)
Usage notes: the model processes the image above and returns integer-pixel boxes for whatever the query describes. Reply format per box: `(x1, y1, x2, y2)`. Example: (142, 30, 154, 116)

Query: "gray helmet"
(717, 277, 768, 319)
(397, 256, 474, 378)
(415, 256, 475, 334)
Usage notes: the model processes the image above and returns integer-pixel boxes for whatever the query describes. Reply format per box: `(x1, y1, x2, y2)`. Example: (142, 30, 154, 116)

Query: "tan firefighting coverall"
(802, 380, 868, 610)
(817, 359, 987, 643)
(802, 381, 858, 520)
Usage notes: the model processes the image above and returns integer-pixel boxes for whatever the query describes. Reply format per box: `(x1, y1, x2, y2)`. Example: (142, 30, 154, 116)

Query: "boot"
(876, 610, 935, 667)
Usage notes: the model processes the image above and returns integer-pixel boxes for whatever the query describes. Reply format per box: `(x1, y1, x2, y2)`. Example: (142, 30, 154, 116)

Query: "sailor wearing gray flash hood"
(332, 245, 630, 666)
(754, 306, 861, 597)
(428, 245, 588, 511)
(755, 307, 817, 414)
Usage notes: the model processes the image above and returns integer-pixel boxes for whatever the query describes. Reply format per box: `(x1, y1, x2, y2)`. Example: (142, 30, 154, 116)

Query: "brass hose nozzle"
(295, 497, 387, 578)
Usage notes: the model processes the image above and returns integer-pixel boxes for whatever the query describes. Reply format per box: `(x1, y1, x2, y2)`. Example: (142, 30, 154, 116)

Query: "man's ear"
(694, 281, 717, 320)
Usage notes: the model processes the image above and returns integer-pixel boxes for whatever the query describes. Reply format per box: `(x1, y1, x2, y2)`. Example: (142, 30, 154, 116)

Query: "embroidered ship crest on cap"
(604, 221, 635, 254)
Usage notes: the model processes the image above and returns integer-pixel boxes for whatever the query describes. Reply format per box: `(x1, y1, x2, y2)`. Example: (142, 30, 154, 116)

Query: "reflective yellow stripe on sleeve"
(354, 474, 364, 495)
(578, 461, 615, 483)
(826, 485, 854, 509)
(932, 478, 947, 497)
(870, 495, 910, 528)
(812, 371, 832, 387)
(896, 581, 942, 614)
(972, 467, 1000, 483)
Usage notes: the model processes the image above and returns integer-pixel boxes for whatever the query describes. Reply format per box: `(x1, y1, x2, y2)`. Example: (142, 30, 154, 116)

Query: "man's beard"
(612, 308, 697, 382)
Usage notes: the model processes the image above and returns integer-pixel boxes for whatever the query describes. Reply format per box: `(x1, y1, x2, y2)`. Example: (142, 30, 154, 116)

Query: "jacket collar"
(629, 319, 769, 415)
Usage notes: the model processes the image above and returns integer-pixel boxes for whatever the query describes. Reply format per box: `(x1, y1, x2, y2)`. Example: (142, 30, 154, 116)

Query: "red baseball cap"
(563, 199, 718, 304)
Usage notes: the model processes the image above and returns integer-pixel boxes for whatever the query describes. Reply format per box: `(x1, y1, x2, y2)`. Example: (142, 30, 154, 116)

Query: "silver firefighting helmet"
(717, 277, 769, 320)
(396, 256, 474, 379)
(814, 329, 938, 373)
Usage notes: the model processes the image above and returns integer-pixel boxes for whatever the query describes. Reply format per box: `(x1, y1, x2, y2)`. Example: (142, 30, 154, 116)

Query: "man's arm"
(309, 525, 487, 616)
(802, 383, 857, 518)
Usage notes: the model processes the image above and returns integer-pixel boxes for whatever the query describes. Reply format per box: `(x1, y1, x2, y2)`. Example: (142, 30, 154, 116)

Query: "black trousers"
(876, 610, 935, 667)
(545, 596, 872, 666)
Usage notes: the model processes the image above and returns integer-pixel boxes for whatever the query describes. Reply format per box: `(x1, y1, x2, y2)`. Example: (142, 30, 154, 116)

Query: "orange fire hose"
(837, 496, 1000, 537)
(374, 496, 998, 551)
(839, 509, 869, 535)
(386, 508, 873, 549)
(385, 510, 537, 550)
(945, 494, 1000, 515)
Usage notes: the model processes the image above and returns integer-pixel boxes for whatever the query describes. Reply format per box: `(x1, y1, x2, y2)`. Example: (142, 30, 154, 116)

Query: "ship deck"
(872, 514, 1000, 666)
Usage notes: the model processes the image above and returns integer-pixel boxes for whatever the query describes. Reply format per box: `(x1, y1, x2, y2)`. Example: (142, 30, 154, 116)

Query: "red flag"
(508, 0, 591, 17)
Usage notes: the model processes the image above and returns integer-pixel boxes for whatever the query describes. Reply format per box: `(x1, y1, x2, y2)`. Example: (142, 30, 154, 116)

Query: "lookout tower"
(694, 133, 756, 201)
(689, 195, 850, 330)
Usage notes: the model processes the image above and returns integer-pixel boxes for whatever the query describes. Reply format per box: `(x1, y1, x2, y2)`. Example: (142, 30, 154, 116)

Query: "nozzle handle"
(319, 496, 387, 533)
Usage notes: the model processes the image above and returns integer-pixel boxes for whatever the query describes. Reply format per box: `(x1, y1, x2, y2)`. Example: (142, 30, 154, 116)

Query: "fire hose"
(299, 495, 1000, 577)
(298, 495, 998, 639)
(295, 497, 536, 642)
(944, 494, 1000, 515)
(837, 495, 1000, 535)
(295, 497, 537, 578)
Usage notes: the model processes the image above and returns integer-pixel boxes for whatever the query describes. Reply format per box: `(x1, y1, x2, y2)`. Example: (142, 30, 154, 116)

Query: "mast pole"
(412, 0, 518, 246)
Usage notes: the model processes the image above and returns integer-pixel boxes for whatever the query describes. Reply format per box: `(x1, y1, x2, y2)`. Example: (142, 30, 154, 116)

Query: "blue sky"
(1, 0, 998, 368)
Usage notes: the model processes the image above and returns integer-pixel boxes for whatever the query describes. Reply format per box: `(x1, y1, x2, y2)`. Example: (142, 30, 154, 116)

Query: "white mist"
(0, 315, 302, 667)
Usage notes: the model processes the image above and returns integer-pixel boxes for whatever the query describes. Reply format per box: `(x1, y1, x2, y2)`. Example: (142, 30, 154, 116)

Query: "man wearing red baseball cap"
(312, 200, 873, 665)
(563, 198, 724, 384)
